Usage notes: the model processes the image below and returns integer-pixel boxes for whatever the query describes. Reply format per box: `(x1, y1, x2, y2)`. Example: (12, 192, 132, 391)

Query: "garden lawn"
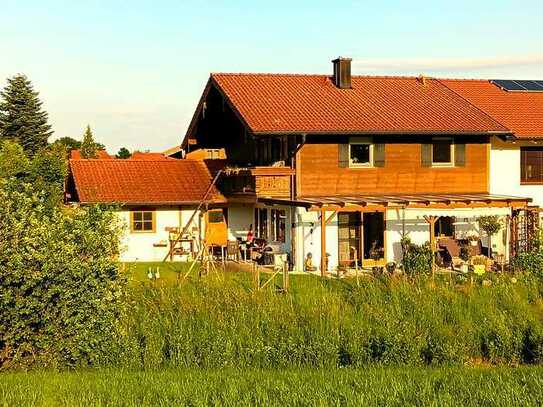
(1, 367, 542, 406)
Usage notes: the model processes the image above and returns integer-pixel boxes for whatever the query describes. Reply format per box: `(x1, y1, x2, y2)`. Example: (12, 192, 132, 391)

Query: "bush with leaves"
(0, 179, 126, 369)
(400, 236, 433, 275)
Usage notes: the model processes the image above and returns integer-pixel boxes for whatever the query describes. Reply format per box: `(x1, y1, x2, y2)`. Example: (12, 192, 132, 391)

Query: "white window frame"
(349, 137, 374, 168)
(431, 137, 455, 167)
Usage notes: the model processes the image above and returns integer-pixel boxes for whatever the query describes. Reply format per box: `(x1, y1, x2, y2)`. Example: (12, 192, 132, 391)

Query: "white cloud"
(353, 54, 543, 73)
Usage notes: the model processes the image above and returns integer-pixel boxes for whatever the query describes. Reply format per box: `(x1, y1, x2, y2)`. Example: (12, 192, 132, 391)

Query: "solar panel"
(492, 79, 525, 91)
(514, 80, 543, 91)
(491, 79, 543, 92)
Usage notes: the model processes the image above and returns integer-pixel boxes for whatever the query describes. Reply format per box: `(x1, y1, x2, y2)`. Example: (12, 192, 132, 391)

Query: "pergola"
(258, 193, 532, 276)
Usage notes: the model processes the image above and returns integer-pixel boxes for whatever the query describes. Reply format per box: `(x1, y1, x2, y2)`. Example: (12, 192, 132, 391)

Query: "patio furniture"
(226, 240, 240, 262)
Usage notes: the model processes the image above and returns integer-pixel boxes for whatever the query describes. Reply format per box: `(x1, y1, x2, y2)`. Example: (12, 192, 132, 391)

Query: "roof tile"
(440, 79, 543, 138)
(69, 159, 225, 205)
(209, 73, 509, 134)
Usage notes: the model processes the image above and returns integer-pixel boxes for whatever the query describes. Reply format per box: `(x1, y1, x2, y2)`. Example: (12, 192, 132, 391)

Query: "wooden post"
(283, 262, 289, 292)
(253, 261, 260, 291)
(320, 209, 326, 277)
(423, 215, 440, 275)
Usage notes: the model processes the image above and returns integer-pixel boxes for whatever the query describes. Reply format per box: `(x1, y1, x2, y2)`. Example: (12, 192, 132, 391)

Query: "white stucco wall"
(490, 137, 543, 206)
(293, 206, 512, 271)
(227, 205, 254, 241)
(118, 207, 202, 262)
(385, 207, 512, 263)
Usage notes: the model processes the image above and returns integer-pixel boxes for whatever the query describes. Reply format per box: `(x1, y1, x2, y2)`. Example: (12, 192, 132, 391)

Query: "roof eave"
(251, 129, 512, 137)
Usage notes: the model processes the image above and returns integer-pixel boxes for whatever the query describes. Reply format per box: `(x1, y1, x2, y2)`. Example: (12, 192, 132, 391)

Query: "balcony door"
(338, 211, 385, 268)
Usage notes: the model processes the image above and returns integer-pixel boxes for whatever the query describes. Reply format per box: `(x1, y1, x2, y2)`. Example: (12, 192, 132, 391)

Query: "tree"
(0, 140, 30, 179)
(80, 125, 98, 158)
(116, 147, 131, 159)
(0, 179, 126, 368)
(0, 74, 52, 155)
(477, 215, 502, 259)
(52, 136, 81, 153)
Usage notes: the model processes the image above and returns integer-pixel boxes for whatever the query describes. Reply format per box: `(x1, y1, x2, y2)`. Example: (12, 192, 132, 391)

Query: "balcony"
(220, 166, 295, 199)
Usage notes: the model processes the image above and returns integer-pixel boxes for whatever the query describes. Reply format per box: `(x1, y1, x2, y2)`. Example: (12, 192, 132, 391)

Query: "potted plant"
(477, 215, 502, 259)
(465, 231, 479, 246)
(471, 255, 487, 275)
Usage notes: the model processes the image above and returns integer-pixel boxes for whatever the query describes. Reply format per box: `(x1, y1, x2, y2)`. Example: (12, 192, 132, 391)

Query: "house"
(182, 57, 535, 273)
(66, 158, 226, 262)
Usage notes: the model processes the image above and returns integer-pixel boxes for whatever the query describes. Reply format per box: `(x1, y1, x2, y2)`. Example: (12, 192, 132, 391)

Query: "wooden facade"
(297, 138, 490, 197)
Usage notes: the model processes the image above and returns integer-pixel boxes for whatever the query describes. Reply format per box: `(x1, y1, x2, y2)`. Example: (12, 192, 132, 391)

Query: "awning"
(258, 193, 532, 211)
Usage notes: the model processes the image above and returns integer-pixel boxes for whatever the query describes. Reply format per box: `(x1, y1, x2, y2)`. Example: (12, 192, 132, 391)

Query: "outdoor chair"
(226, 240, 240, 262)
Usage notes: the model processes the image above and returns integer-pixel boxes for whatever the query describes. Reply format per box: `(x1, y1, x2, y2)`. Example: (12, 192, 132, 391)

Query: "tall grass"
(1, 367, 543, 406)
(113, 272, 543, 368)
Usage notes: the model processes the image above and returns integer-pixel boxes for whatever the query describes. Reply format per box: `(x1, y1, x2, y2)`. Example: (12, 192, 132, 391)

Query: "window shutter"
(373, 144, 385, 167)
(455, 143, 466, 167)
(338, 144, 349, 168)
(421, 144, 432, 167)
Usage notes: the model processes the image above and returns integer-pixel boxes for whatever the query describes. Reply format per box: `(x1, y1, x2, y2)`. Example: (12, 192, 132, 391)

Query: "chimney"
(332, 57, 352, 89)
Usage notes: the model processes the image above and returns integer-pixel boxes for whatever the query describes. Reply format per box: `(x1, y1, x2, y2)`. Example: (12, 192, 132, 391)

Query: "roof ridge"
(212, 72, 435, 80)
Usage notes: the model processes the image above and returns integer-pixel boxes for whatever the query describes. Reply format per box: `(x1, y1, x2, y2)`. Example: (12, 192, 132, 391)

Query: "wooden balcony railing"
(220, 166, 295, 199)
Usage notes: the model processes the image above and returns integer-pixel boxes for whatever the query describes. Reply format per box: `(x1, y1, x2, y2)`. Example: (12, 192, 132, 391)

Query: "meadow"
(2, 367, 543, 406)
(4, 264, 543, 405)
(116, 264, 543, 369)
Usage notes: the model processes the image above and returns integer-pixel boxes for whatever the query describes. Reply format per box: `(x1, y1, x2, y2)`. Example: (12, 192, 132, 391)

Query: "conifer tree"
(0, 74, 52, 155)
(80, 125, 98, 158)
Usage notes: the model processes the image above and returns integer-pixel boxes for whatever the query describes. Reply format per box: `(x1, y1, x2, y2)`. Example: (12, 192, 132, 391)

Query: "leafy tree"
(0, 179, 126, 368)
(52, 136, 81, 154)
(0, 140, 30, 179)
(477, 215, 502, 259)
(116, 147, 131, 159)
(0, 74, 52, 155)
(80, 125, 98, 158)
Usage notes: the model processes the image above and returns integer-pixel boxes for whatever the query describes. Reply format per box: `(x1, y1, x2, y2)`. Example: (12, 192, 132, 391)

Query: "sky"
(1, 0, 543, 153)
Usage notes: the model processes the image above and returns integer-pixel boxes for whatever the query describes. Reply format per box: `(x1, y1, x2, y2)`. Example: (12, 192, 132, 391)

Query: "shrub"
(512, 251, 543, 277)
(400, 237, 432, 275)
(0, 179, 126, 369)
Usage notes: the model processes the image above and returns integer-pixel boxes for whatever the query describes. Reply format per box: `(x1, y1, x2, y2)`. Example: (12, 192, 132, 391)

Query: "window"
(271, 209, 286, 242)
(349, 139, 373, 167)
(432, 138, 453, 166)
(254, 208, 268, 240)
(521, 147, 543, 183)
(131, 210, 155, 233)
(207, 209, 224, 223)
(434, 216, 455, 237)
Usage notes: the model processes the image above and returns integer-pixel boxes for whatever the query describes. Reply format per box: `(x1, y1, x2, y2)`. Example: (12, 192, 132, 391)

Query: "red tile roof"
(206, 74, 509, 135)
(130, 152, 171, 160)
(70, 149, 113, 159)
(69, 159, 225, 205)
(440, 79, 543, 138)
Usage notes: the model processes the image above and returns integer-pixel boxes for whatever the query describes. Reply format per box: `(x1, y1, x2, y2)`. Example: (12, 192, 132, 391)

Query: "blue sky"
(1, 0, 542, 152)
